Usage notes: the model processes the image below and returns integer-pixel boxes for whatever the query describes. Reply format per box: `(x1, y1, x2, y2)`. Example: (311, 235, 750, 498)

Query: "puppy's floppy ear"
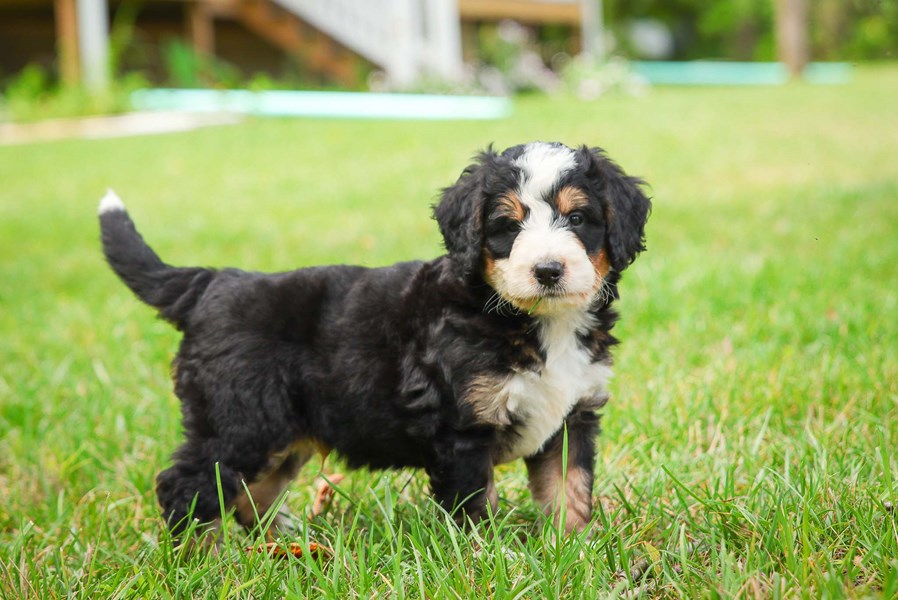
(433, 149, 495, 281)
(580, 146, 652, 272)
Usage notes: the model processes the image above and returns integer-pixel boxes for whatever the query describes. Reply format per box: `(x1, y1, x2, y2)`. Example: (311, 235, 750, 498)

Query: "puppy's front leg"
(525, 404, 600, 534)
(426, 435, 497, 525)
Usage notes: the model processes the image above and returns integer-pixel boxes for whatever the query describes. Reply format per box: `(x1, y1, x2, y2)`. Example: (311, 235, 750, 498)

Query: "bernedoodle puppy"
(99, 141, 651, 539)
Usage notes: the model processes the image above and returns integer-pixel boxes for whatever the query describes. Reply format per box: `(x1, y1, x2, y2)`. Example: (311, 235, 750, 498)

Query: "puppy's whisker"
(600, 278, 615, 306)
(497, 297, 517, 317)
(483, 292, 503, 315)
(484, 292, 523, 318)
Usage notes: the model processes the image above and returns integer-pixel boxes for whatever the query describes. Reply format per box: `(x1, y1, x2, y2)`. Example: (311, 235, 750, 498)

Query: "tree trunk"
(775, 0, 809, 79)
(55, 0, 80, 86)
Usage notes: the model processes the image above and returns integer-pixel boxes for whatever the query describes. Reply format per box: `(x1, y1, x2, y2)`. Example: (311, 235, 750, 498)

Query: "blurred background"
(1, 0, 896, 125)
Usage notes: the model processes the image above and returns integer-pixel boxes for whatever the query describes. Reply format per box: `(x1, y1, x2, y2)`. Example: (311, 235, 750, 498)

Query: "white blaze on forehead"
(513, 143, 577, 216)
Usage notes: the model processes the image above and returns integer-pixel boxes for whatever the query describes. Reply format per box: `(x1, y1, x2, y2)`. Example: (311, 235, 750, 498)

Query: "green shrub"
(0, 66, 148, 123)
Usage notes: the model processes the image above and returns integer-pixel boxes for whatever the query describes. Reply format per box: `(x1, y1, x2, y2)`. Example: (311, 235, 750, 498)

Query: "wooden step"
(200, 0, 364, 86)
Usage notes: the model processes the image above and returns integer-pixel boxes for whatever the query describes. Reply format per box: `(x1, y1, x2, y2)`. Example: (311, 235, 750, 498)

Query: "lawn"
(1, 66, 897, 598)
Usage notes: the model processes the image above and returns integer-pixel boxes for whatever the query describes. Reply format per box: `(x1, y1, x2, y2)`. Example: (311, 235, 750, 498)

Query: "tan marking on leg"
(528, 455, 563, 515)
(235, 473, 297, 532)
(527, 447, 593, 534)
(561, 467, 593, 533)
(234, 439, 327, 535)
(555, 186, 590, 215)
(310, 473, 345, 518)
(485, 469, 499, 516)
(179, 517, 223, 554)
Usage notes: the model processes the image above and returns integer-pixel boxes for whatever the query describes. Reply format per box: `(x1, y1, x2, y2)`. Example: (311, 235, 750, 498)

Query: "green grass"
(2, 66, 898, 597)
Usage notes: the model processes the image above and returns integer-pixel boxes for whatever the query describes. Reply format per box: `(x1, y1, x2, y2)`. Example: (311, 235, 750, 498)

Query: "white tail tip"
(98, 189, 125, 215)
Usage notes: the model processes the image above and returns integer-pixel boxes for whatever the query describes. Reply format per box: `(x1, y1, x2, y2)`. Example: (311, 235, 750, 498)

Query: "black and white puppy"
(99, 141, 650, 537)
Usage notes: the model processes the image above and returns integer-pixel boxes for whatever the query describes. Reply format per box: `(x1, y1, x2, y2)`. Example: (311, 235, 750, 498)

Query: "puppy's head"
(434, 142, 651, 315)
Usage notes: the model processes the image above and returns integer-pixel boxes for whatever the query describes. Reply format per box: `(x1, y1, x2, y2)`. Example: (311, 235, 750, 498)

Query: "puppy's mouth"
(536, 285, 566, 297)
(507, 288, 592, 315)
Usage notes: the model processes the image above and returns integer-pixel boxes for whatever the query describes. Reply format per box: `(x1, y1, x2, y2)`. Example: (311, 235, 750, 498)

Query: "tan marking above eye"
(495, 192, 525, 222)
(556, 186, 590, 215)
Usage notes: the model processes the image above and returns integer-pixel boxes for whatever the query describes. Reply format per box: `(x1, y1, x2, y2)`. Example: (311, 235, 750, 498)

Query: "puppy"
(99, 142, 650, 537)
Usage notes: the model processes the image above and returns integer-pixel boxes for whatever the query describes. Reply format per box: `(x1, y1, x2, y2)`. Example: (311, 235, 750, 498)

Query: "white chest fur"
(497, 312, 612, 463)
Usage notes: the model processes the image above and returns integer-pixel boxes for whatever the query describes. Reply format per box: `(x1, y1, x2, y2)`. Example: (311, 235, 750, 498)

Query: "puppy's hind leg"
(233, 441, 325, 538)
(156, 435, 286, 543)
(159, 348, 307, 545)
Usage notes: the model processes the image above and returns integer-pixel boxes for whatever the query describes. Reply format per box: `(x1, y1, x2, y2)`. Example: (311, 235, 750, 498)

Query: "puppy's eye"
(504, 220, 521, 233)
(568, 212, 585, 226)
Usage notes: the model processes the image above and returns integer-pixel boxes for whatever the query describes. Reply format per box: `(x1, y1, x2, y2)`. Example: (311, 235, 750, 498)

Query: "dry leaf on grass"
(247, 541, 332, 559)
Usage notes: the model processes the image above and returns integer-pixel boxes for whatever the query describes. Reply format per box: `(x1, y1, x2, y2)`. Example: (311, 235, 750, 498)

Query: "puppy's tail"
(98, 190, 214, 330)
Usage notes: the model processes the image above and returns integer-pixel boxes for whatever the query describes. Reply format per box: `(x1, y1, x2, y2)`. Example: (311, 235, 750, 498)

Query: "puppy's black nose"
(534, 261, 564, 286)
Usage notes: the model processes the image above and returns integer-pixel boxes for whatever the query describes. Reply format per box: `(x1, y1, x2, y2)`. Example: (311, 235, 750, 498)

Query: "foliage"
(604, 0, 773, 60)
(0, 0, 148, 123)
(559, 55, 649, 100)
(0, 65, 147, 123)
(161, 39, 242, 89)
(813, 0, 898, 60)
(1, 67, 897, 597)
(604, 0, 898, 61)
(473, 21, 561, 95)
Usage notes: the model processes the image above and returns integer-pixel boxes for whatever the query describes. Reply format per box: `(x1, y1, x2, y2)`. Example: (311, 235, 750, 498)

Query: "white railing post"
(425, 0, 463, 81)
(273, 0, 464, 86)
(580, 0, 605, 61)
(76, 0, 110, 91)
(387, 0, 416, 86)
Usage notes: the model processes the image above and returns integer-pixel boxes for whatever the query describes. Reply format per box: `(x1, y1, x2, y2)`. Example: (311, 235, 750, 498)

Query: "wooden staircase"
(195, 0, 364, 85)
(190, 0, 463, 87)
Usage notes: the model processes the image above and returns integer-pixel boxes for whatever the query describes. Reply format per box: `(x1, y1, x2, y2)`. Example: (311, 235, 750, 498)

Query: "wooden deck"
(459, 0, 583, 24)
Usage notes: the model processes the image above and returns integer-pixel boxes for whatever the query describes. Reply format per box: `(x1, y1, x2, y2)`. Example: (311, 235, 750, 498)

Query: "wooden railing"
(273, 0, 463, 86)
